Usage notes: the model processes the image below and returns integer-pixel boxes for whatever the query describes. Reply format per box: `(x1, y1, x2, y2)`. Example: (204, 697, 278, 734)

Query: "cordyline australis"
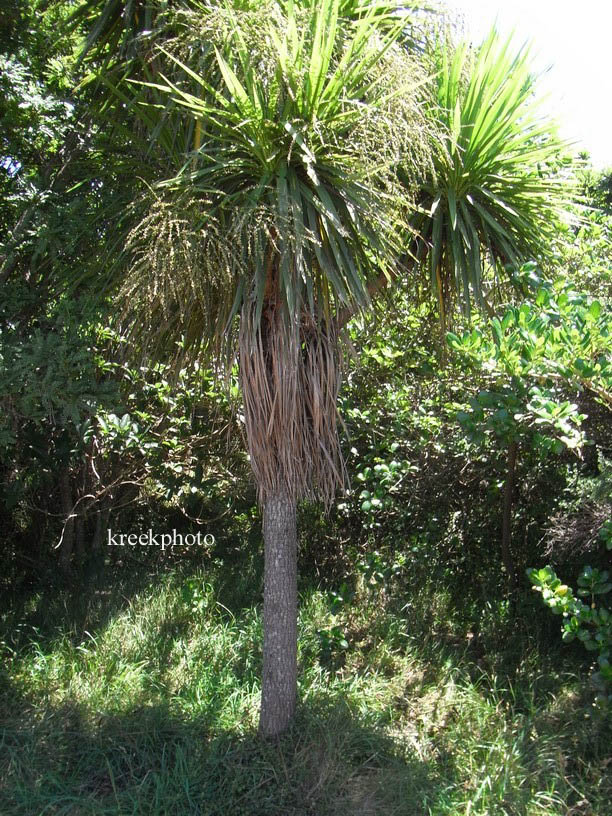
(72, 0, 569, 735)
(99, 0, 434, 736)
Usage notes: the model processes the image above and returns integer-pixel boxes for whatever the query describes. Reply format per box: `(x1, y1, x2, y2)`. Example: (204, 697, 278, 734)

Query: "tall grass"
(1, 566, 610, 816)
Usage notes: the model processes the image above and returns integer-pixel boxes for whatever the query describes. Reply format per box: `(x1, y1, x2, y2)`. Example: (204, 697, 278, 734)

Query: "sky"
(443, 0, 612, 169)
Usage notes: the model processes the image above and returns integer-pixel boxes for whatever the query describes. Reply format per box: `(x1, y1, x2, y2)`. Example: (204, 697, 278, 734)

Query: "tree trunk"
(501, 440, 518, 590)
(92, 502, 110, 552)
(75, 516, 85, 564)
(259, 492, 298, 737)
(59, 469, 75, 569)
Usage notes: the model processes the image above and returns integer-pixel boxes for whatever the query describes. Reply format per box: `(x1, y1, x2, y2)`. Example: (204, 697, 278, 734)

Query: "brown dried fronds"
(239, 294, 347, 507)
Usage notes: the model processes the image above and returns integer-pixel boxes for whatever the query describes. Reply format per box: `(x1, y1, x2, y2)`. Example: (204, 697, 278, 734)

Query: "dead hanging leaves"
(239, 292, 347, 507)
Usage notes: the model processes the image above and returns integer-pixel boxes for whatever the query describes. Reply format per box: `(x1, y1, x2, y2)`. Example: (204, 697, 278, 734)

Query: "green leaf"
(588, 301, 601, 320)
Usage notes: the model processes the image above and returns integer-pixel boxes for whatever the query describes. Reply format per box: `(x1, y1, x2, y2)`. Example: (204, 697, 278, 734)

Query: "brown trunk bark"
(436, 264, 448, 366)
(259, 492, 298, 737)
(501, 440, 518, 590)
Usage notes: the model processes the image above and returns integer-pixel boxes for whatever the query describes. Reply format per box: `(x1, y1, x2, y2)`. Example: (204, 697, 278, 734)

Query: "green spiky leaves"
(111, 0, 435, 503)
(414, 28, 573, 318)
(122, 0, 432, 351)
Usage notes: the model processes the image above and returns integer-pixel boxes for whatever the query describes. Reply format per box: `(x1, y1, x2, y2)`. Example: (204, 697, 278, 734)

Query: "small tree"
(80, 0, 436, 735)
(70, 4, 574, 735)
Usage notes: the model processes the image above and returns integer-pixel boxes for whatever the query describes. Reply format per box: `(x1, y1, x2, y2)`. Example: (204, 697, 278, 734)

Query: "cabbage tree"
(89, 0, 435, 735)
(409, 29, 572, 326)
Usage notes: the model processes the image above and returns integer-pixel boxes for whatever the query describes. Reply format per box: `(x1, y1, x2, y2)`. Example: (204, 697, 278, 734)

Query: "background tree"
(408, 29, 572, 328)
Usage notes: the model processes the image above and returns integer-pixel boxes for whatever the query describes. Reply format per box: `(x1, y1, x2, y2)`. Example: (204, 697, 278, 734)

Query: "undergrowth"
(0, 563, 610, 816)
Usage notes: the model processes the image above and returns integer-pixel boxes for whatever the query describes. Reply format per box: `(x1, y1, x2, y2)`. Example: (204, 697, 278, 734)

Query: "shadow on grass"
(0, 547, 250, 657)
(0, 690, 448, 816)
(3, 550, 609, 816)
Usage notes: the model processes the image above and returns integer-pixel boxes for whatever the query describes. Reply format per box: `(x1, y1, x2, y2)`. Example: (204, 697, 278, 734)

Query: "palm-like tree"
(94, 0, 435, 735)
(409, 29, 571, 326)
(71, 0, 572, 736)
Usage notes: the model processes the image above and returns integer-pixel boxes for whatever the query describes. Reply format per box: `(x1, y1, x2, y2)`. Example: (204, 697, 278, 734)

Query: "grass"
(0, 562, 610, 816)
